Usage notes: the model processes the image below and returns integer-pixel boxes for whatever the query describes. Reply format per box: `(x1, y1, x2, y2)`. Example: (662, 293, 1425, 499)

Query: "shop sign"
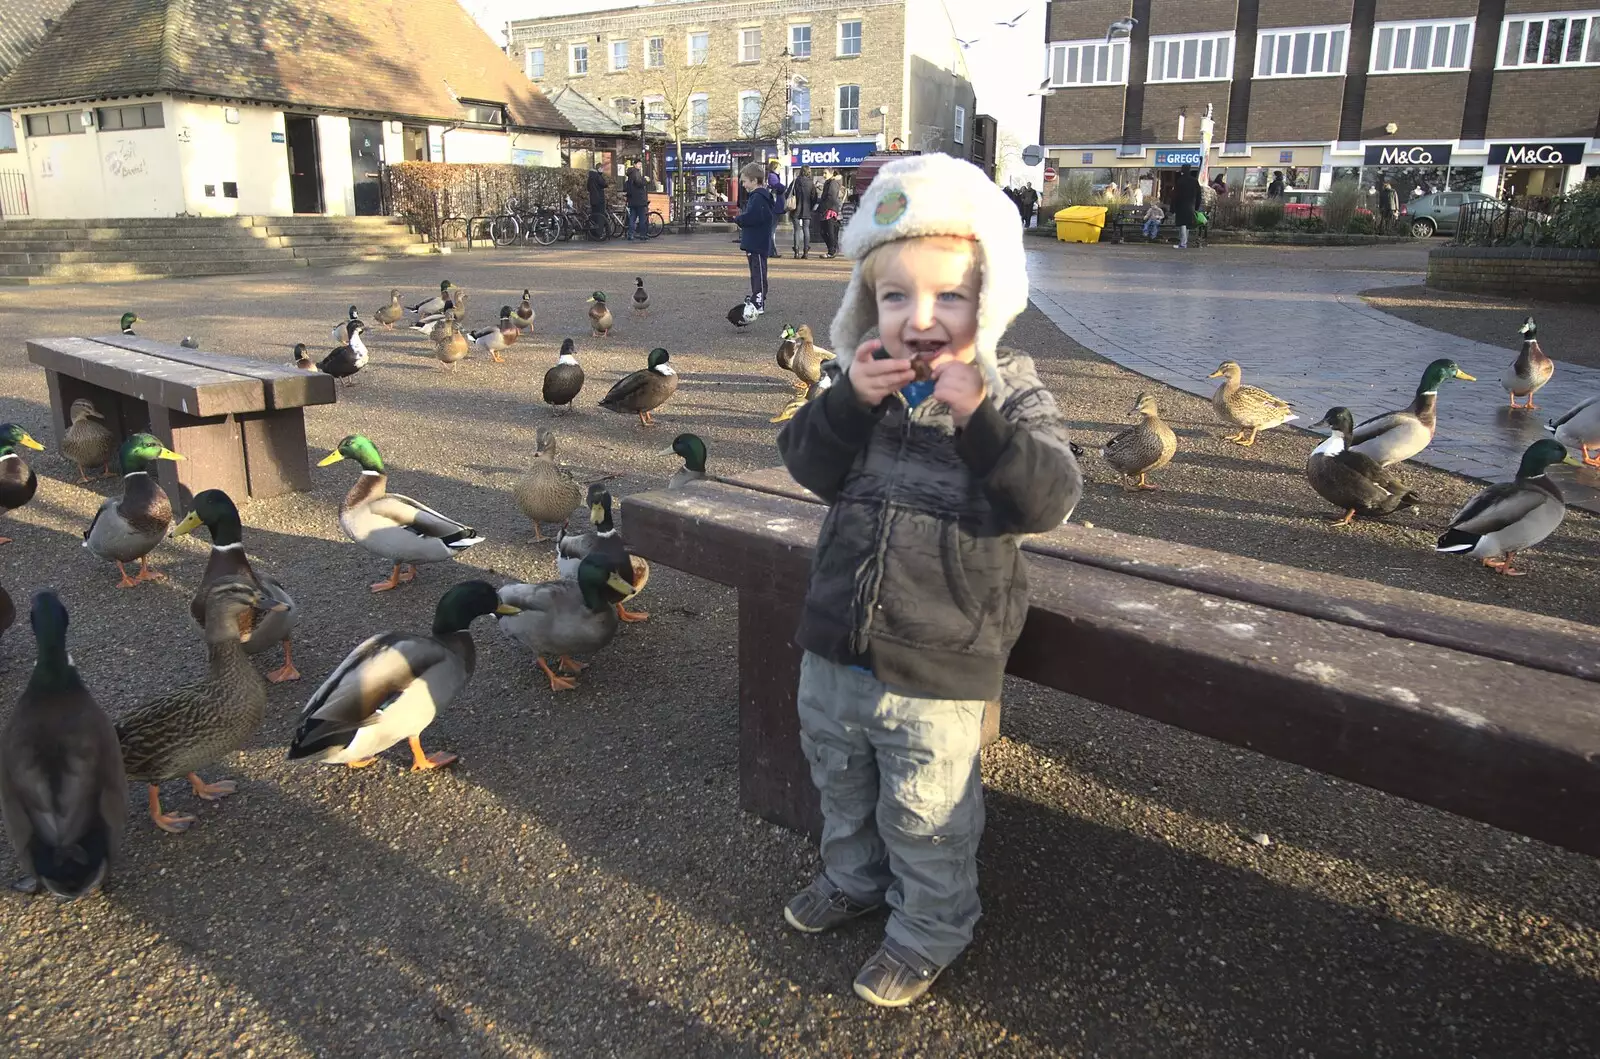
(1080, 151, 1094, 164)
(1153, 148, 1204, 167)
(1488, 142, 1585, 166)
(1278, 150, 1293, 164)
(789, 140, 877, 167)
(1363, 143, 1453, 166)
(666, 142, 779, 171)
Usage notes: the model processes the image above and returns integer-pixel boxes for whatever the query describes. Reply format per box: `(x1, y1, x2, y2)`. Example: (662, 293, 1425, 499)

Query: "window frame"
(1254, 24, 1351, 80)
(688, 93, 710, 137)
(790, 23, 812, 59)
(570, 42, 589, 76)
(739, 27, 762, 64)
(460, 100, 507, 127)
(643, 94, 668, 127)
(953, 104, 965, 144)
(790, 83, 812, 133)
(610, 39, 630, 72)
(838, 19, 863, 57)
(1046, 39, 1130, 87)
(1370, 18, 1475, 73)
(836, 83, 861, 133)
(1147, 31, 1234, 83)
(646, 36, 665, 68)
(688, 31, 710, 65)
(738, 89, 764, 136)
(1496, 11, 1600, 69)
(526, 46, 545, 79)
(24, 110, 83, 137)
(96, 103, 164, 131)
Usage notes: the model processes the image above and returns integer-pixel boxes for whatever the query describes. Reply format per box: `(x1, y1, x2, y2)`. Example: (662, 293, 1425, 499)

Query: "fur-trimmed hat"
(828, 153, 1027, 395)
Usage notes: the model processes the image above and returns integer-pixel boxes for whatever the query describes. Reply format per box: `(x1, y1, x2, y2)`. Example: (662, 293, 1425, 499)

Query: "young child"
(734, 162, 777, 312)
(776, 154, 1082, 1008)
(1142, 200, 1165, 240)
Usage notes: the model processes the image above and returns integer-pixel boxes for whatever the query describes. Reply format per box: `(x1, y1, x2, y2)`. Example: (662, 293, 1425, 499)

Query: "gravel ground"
(1361, 284, 1600, 371)
(0, 236, 1596, 1058)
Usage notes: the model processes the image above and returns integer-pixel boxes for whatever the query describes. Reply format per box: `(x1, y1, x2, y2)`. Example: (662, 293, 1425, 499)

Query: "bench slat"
(26, 337, 266, 417)
(91, 335, 336, 410)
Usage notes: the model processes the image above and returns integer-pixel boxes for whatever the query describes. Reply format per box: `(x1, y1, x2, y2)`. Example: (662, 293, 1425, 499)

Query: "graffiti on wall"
(105, 139, 148, 178)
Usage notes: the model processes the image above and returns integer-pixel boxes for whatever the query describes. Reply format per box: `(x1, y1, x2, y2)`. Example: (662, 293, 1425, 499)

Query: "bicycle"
(488, 198, 562, 248)
(609, 206, 666, 240)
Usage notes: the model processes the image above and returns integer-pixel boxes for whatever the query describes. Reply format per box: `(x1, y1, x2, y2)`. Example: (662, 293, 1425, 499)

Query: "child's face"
(872, 237, 980, 366)
(741, 176, 759, 192)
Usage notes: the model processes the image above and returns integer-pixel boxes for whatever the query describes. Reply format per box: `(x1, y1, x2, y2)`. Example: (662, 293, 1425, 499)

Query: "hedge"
(386, 162, 597, 241)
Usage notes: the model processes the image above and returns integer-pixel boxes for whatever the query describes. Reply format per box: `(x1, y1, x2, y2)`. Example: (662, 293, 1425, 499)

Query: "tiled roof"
(0, 0, 75, 81)
(0, 0, 575, 134)
(547, 86, 627, 137)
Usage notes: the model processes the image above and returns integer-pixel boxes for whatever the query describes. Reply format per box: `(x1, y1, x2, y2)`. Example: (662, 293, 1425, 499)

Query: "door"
(284, 116, 323, 214)
(349, 119, 384, 216)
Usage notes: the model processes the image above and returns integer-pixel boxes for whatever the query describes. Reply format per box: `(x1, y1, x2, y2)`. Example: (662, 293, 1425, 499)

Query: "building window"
(610, 40, 629, 71)
(613, 97, 635, 120)
(461, 101, 506, 125)
(1256, 25, 1349, 78)
(23, 110, 82, 137)
(953, 104, 965, 144)
(402, 125, 430, 161)
(740, 28, 762, 63)
(839, 20, 862, 57)
(688, 31, 709, 65)
(1372, 19, 1473, 72)
(689, 94, 709, 137)
(644, 95, 668, 127)
(526, 47, 545, 79)
(1499, 12, 1600, 68)
(1148, 33, 1233, 83)
(790, 84, 811, 133)
(96, 103, 163, 130)
(790, 24, 812, 58)
(1047, 40, 1129, 86)
(571, 43, 589, 75)
(646, 36, 664, 67)
(837, 84, 860, 132)
(739, 91, 763, 136)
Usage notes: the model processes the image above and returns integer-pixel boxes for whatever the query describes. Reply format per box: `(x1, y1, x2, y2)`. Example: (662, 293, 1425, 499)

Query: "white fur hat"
(828, 153, 1027, 395)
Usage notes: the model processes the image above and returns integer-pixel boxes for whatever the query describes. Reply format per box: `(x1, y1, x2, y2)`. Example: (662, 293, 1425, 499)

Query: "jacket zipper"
(850, 394, 911, 655)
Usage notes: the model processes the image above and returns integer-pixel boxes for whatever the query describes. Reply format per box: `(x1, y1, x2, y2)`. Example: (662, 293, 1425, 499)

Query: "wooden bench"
(623, 468, 1600, 858)
(1105, 204, 1206, 246)
(26, 335, 335, 509)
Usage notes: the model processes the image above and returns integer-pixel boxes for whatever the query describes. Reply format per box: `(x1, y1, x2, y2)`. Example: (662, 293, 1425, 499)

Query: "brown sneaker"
(852, 938, 944, 1008)
(782, 878, 882, 934)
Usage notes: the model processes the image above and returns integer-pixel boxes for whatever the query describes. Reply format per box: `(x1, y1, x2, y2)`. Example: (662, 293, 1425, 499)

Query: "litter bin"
(1055, 205, 1107, 243)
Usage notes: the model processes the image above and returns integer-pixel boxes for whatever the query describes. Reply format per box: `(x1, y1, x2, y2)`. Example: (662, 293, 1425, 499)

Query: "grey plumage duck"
(1547, 395, 1600, 467)
(83, 433, 183, 588)
(1348, 358, 1476, 467)
(1306, 407, 1419, 525)
(1501, 315, 1553, 410)
(659, 433, 708, 489)
(61, 398, 117, 483)
(1435, 438, 1575, 576)
(497, 556, 636, 692)
(1100, 393, 1177, 489)
(511, 428, 584, 541)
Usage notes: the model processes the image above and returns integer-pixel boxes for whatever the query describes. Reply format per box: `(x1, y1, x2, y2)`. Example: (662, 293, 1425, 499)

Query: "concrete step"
(0, 246, 308, 265)
(273, 236, 426, 252)
(293, 246, 434, 266)
(0, 257, 309, 281)
(259, 227, 421, 242)
(0, 236, 294, 254)
(0, 216, 257, 231)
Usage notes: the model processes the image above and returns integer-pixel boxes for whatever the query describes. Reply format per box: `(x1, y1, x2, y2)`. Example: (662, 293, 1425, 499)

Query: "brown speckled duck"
(61, 398, 117, 483)
(511, 428, 584, 542)
(1100, 393, 1177, 489)
(1208, 361, 1296, 446)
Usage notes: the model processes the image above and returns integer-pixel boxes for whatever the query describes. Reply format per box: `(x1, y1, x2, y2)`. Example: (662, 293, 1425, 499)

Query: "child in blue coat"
(734, 162, 777, 312)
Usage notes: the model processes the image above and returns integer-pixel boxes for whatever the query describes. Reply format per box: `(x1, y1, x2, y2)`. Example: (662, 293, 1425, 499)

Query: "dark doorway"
(284, 115, 323, 214)
(349, 118, 384, 216)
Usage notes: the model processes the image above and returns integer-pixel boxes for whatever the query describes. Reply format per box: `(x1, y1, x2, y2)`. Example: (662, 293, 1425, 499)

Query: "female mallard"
(543, 338, 585, 410)
(1547, 396, 1600, 467)
(1436, 438, 1574, 576)
(0, 424, 45, 544)
(468, 306, 517, 364)
(329, 305, 365, 343)
(515, 288, 536, 331)
(83, 433, 183, 587)
(1348, 358, 1476, 467)
(632, 277, 649, 314)
(1100, 393, 1177, 489)
(659, 433, 707, 489)
(556, 484, 649, 622)
(1502, 316, 1553, 410)
(318, 434, 483, 593)
(512, 427, 584, 541)
(116, 579, 283, 832)
(431, 316, 471, 368)
(374, 289, 404, 329)
(61, 398, 117, 483)
(498, 555, 635, 691)
(771, 362, 838, 424)
(588, 291, 613, 337)
(287, 581, 518, 770)
(1306, 407, 1419, 526)
(775, 324, 834, 393)
(600, 347, 678, 427)
(0, 590, 126, 898)
(1208, 361, 1296, 446)
(170, 488, 301, 683)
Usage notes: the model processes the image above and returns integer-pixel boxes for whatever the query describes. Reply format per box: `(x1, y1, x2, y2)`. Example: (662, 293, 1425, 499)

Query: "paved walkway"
(1027, 241, 1600, 513)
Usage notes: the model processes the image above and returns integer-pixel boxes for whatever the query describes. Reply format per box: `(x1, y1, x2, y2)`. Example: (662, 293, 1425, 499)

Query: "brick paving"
(1027, 241, 1600, 513)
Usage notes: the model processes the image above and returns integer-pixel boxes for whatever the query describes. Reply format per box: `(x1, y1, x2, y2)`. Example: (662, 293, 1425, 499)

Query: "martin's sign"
(790, 140, 877, 167)
(1488, 142, 1585, 166)
(1152, 148, 1204, 167)
(666, 143, 733, 171)
(1364, 143, 1452, 166)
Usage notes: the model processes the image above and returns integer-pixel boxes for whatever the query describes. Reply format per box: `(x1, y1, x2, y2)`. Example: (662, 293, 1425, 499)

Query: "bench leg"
(737, 588, 823, 838)
(238, 410, 313, 498)
(147, 406, 247, 514)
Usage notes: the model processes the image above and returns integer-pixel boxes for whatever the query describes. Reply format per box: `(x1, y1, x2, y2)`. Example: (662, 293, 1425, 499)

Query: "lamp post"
(875, 105, 889, 145)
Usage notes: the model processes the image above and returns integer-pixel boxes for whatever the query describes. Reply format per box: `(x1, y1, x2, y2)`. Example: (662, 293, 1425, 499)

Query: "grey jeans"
(796, 651, 987, 967)
(791, 215, 811, 255)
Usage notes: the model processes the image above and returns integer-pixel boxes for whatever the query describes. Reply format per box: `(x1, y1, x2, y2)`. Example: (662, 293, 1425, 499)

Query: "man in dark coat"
(1020, 184, 1039, 228)
(789, 165, 815, 258)
(1267, 171, 1285, 198)
(1172, 164, 1202, 249)
(624, 160, 650, 241)
(586, 166, 610, 238)
(818, 169, 844, 258)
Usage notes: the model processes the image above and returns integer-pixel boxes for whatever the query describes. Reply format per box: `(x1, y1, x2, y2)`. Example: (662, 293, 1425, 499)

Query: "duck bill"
(17, 433, 44, 450)
(85, 407, 104, 419)
(317, 451, 346, 467)
(654, 446, 677, 456)
(606, 573, 638, 597)
(590, 503, 605, 523)
(1206, 369, 1224, 378)
(1309, 417, 1329, 429)
(170, 511, 204, 537)
(157, 448, 184, 461)
(1454, 369, 1477, 381)
(495, 602, 522, 616)
(1563, 455, 1586, 467)
(265, 600, 290, 613)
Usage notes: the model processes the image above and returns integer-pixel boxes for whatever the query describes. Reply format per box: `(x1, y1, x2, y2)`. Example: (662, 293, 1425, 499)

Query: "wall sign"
(1279, 150, 1293, 164)
(271, 131, 285, 143)
(1363, 143, 1453, 166)
(1487, 142, 1585, 166)
(1080, 151, 1094, 164)
(789, 140, 877, 168)
(1152, 149, 1203, 167)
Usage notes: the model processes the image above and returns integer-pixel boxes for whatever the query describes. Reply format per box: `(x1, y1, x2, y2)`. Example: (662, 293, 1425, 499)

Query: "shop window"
(1047, 39, 1129, 87)
(837, 84, 860, 133)
(24, 110, 83, 136)
(1148, 33, 1232, 83)
(838, 20, 862, 57)
(740, 28, 762, 63)
(1255, 25, 1348, 79)
(647, 37, 664, 68)
(1499, 12, 1600, 68)
(571, 43, 589, 75)
(790, 25, 811, 59)
(96, 103, 164, 130)
(610, 40, 629, 72)
(688, 32, 709, 65)
(1372, 20, 1473, 73)
(526, 47, 545, 79)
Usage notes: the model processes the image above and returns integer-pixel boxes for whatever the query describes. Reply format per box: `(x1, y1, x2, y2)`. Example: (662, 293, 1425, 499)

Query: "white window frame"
(525, 46, 545, 80)
(1147, 32, 1233, 83)
(1497, 11, 1600, 69)
(740, 27, 762, 63)
(838, 20, 863, 57)
(1371, 19, 1474, 73)
(836, 84, 860, 133)
(739, 90, 763, 136)
(688, 93, 710, 137)
(646, 36, 665, 68)
(570, 43, 589, 76)
(790, 83, 812, 132)
(643, 94, 668, 128)
(1255, 24, 1350, 79)
(610, 39, 629, 72)
(789, 24, 812, 59)
(687, 31, 710, 65)
(953, 105, 965, 144)
(1046, 39, 1130, 87)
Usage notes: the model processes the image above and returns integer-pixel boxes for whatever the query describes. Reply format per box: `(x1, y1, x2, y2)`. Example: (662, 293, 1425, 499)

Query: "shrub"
(1345, 212, 1376, 235)
(1208, 191, 1246, 231)
(1039, 173, 1100, 219)
(1549, 178, 1600, 249)
(1324, 179, 1362, 232)
(386, 162, 591, 241)
(1249, 202, 1285, 231)
(1298, 215, 1326, 234)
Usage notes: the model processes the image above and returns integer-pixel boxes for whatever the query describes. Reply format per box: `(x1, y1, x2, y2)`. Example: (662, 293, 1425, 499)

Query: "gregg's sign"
(1488, 142, 1585, 166)
(1363, 143, 1453, 166)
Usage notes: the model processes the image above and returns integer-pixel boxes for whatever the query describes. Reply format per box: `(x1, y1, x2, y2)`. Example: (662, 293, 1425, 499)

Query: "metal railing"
(1454, 197, 1556, 247)
(0, 170, 29, 218)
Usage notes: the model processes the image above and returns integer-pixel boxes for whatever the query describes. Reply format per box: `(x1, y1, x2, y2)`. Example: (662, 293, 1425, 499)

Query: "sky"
(460, 0, 1047, 179)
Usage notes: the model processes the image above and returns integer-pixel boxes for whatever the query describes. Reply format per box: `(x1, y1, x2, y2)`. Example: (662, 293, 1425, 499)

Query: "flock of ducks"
(1095, 317, 1594, 576)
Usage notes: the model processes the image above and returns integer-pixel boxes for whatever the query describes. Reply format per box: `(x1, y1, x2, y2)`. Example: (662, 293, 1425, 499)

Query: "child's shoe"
(783, 878, 881, 933)
(852, 938, 944, 1008)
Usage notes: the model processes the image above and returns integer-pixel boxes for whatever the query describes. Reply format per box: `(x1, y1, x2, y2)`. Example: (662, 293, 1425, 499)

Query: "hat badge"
(873, 190, 908, 226)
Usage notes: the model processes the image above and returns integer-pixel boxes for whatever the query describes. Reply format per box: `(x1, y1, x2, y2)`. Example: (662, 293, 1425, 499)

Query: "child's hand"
(848, 341, 915, 407)
(932, 358, 986, 425)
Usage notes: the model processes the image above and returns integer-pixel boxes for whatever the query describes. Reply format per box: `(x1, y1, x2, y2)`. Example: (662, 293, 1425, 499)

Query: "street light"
(875, 104, 889, 142)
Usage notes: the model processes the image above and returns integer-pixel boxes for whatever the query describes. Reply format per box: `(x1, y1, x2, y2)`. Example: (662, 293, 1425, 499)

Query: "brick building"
(505, 0, 975, 197)
(1040, 0, 1600, 205)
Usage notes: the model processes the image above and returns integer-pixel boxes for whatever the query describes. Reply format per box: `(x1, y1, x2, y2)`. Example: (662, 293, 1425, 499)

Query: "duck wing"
(288, 632, 450, 760)
(366, 494, 476, 541)
(1447, 482, 1549, 535)
(600, 369, 654, 411)
(555, 526, 595, 577)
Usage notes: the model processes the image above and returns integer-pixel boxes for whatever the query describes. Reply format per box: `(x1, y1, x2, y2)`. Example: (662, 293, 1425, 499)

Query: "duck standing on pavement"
(1207, 361, 1296, 446)
(1547, 396, 1600, 467)
(515, 289, 536, 332)
(83, 433, 183, 587)
(600, 347, 678, 426)
(407, 280, 457, 322)
(374, 289, 404, 329)
(1502, 315, 1553, 410)
(0, 424, 45, 544)
(468, 306, 518, 364)
(1100, 393, 1177, 489)
(632, 277, 650, 314)
(318, 322, 369, 385)
(330, 305, 364, 343)
(61, 398, 117, 483)
(542, 339, 585, 411)
(1348, 358, 1475, 467)
(1305, 407, 1419, 525)
(588, 292, 613, 337)
(1436, 439, 1575, 576)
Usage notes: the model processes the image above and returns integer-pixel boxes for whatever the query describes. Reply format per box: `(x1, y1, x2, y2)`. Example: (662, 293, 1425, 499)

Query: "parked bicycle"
(488, 197, 561, 247)
(607, 205, 666, 240)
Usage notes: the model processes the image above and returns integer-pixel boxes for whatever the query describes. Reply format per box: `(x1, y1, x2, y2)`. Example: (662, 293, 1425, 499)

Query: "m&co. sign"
(1487, 142, 1585, 166)
(1363, 144, 1452, 166)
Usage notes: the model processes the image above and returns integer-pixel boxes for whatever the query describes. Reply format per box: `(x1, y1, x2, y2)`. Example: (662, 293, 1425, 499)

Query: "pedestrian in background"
(585, 165, 610, 239)
(1172, 164, 1201, 249)
(1141, 200, 1165, 240)
(819, 168, 844, 258)
(624, 160, 650, 241)
(1210, 172, 1229, 198)
(735, 162, 778, 312)
(1267, 171, 1285, 198)
(1377, 178, 1399, 232)
(789, 165, 815, 259)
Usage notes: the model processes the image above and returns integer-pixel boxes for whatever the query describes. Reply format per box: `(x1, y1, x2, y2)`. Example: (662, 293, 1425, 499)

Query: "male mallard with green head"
(1348, 358, 1475, 467)
(61, 398, 117, 482)
(1207, 361, 1296, 446)
(0, 424, 45, 544)
(83, 433, 183, 587)
(659, 433, 708, 489)
(1436, 439, 1576, 576)
(407, 279, 457, 320)
(588, 291, 613, 336)
(1100, 393, 1177, 489)
(498, 556, 637, 691)
(119, 312, 139, 335)
(1501, 315, 1553, 411)
(511, 428, 584, 542)
(515, 288, 536, 331)
(1306, 407, 1420, 526)
(556, 484, 649, 623)
(468, 306, 517, 363)
(600, 347, 678, 426)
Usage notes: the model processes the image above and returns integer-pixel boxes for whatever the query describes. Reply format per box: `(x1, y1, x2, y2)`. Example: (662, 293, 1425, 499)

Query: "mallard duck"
(407, 280, 457, 320)
(319, 323, 369, 385)
(659, 433, 707, 489)
(728, 297, 757, 327)
(431, 316, 471, 368)
(1436, 439, 1575, 576)
(180, 336, 200, 349)
(1, 591, 125, 898)
(601, 347, 678, 427)
(543, 339, 585, 410)
(374, 289, 404, 329)
(318, 434, 483, 592)
(775, 324, 834, 392)
(556, 484, 649, 623)
(83, 433, 182, 588)
(0, 424, 44, 544)
(512, 428, 584, 542)
(119, 312, 139, 335)
(468, 306, 517, 364)
(1547, 396, 1600, 467)
(329, 305, 365, 343)
(515, 288, 536, 331)
(588, 291, 613, 336)
(1100, 393, 1177, 489)
(61, 398, 117, 483)
(1306, 407, 1420, 526)
(1208, 361, 1296, 446)
(292, 343, 317, 372)
(412, 291, 468, 332)
(170, 488, 301, 683)
(1348, 358, 1475, 467)
(771, 362, 838, 424)
(498, 556, 636, 691)
(116, 579, 281, 832)
(287, 581, 518, 770)
(1502, 315, 1553, 410)
(632, 277, 649, 314)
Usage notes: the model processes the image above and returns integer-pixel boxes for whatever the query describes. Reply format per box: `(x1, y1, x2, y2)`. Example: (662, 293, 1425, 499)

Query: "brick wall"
(1486, 69, 1600, 138)
(1373, 0, 1477, 19)
(1141, 83, 1232, 142)
(1258, 0, 1353, 30)
(1360, 73, 1468, 139)
(1247, 78, 1344, 141)
(1046, 0, 1135, 41)
(1428, 249, 1600, 302)
(1504, 0, 1573, 12)
(1148, 0, 1238, 37)
(1042, 86, 1128, 143)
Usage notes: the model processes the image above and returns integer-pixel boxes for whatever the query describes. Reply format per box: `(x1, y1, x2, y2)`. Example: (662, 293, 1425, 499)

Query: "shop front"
(665, 140, 779, 202)
(1488, 142, 1587, 208)
(1331, 143, 1485, 205)
(788, 139, 878, 175)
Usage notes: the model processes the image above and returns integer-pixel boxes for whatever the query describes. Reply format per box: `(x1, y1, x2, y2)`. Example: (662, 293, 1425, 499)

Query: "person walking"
(1266, 171, 1285, 199)
(1020, 183, 1039, 228)
(1377, 177, 1399, 233)
(624, 160, 650, 241)
(789, 164, 816, 259)
(1172, 164, 1202, 249)
(735, 162, 778, 312)
(585, 165, 610, 239)
(1210, 172, 1229, 198)
(819, 168, 844, 258)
